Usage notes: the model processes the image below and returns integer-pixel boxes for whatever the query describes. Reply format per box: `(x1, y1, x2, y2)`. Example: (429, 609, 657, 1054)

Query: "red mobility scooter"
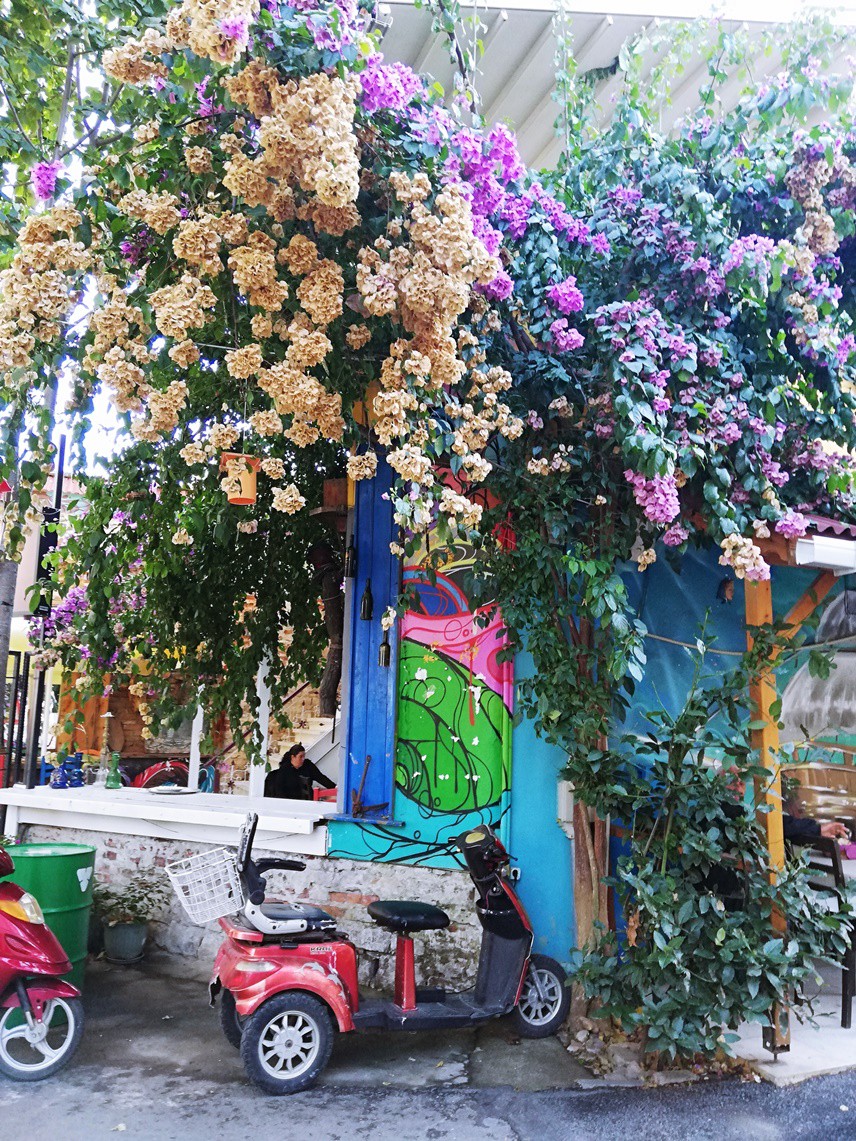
(169, 813, 569, 1095)
(0, 846, 84, 1080)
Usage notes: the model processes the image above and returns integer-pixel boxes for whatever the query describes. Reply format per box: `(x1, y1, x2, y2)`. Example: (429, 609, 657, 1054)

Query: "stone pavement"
(3, 960, 856, 1141)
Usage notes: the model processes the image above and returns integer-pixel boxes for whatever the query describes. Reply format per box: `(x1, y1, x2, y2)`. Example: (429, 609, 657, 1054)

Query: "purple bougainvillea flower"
(547, 276, 585, 315)
(30, 160, 63, 201)
(550, 318, 585, 352)
(359, 56, 423, 115)
(219, 15, 249, 41)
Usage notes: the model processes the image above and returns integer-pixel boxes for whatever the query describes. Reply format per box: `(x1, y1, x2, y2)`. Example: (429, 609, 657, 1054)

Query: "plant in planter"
(94, 871, 171, 965)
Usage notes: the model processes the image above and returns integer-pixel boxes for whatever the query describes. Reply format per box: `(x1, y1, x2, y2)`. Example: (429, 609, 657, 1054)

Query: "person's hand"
(820, 821, 850, 841)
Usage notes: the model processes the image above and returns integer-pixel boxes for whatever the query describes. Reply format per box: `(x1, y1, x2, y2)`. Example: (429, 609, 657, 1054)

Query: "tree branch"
(52, 44, 77, 159)
(0, 78, 36, 150)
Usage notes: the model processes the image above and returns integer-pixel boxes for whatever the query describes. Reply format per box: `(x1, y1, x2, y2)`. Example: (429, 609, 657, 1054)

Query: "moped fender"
(232, 961, 355, 1032)
(1, 978, 80, 1008)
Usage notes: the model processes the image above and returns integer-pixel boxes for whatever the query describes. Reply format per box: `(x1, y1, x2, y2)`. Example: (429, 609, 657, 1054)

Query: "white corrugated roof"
(377, 2, 856, 168)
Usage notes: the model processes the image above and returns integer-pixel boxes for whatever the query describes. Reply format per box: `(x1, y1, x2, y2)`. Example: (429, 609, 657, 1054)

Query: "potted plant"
(94, 870, 171, 965)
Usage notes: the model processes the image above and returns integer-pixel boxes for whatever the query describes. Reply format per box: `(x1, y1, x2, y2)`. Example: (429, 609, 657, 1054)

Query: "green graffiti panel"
(395, 640, 510, 813)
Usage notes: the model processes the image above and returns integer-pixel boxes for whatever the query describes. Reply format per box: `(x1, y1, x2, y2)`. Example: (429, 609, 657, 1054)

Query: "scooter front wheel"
(240, 991, 334, 1095)
(511, 954, 570, 1039)
(0, 996, 85, 1081)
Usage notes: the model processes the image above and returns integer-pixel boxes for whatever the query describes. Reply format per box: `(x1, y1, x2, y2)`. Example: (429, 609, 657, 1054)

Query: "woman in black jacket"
(264, 744, 337, 801)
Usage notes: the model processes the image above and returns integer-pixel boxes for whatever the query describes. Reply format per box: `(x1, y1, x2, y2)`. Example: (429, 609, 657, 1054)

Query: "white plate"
(146, 786, 198, 795)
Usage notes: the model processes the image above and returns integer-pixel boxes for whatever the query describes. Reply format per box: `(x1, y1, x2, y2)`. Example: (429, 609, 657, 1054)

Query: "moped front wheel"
(0, 996, 85, 1081)
(511, 954, 570, 1039)
(219, 989, 244, 1049)
(240, 992, 334, 1095)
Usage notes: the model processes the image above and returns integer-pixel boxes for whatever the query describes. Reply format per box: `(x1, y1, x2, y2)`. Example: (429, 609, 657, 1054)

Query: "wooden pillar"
(744, 577, 790, 1054)
(745, 578, 786, 871)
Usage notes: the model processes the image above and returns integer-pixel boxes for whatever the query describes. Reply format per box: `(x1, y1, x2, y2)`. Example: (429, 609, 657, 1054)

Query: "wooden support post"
(744, 569, 837, 1055)
(744, 576, 790, 1054)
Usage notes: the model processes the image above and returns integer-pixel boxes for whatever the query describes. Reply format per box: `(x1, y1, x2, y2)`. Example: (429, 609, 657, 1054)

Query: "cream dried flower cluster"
(225, 66, 360, 216)
(184, 146, 214, 174)
(225, 343, 263, 379)
(84, 293, 154, 413)
(718, 532, 769, 581)
(166, 0, 258, 65)
(272, 484, 305, 514)
(352, 175, 519, 535)
(0, 207, 89, 388)
(347, 452, 378, 481)
(149, 275, 217, 341)
(103, 29, 171, 86)
(118, 190, 182, 235)
(6, 0, 518, 556)
(133, 380, 189, 442)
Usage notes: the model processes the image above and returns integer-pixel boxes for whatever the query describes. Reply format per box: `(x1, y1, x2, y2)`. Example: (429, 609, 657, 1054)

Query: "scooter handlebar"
(255, 858, 306, 874)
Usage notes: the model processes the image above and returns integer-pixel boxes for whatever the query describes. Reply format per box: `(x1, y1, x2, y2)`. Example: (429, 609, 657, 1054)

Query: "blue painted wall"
(508, 652, 575, 967)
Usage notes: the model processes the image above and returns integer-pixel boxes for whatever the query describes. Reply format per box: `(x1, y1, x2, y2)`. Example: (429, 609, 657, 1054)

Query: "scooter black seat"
(259, 902, 336, 931)
(367, 900, 451, 934)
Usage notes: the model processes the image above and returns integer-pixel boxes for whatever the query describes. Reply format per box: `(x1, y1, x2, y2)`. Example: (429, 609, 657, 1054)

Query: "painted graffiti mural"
(329, 492, 514, 867)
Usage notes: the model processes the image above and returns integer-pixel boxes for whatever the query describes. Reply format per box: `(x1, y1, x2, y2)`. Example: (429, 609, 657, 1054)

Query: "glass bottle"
(105, 751, 123, 790)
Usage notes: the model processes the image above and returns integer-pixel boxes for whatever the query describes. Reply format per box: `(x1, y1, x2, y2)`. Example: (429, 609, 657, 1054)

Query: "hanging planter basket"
(220, 452, 261, 506)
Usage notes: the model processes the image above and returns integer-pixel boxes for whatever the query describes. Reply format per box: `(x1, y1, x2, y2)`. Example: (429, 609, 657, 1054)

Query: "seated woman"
(264, 743, 337, 801)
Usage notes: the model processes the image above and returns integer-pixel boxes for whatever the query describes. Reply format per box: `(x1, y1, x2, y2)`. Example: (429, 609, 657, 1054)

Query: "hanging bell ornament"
(360, 577, 374, 621)
(343, 540, 357, 579)
(378, 628, 391, 668)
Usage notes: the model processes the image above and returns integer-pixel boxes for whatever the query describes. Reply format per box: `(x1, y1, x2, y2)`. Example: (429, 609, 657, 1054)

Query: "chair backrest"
(797, 834, 847, 896)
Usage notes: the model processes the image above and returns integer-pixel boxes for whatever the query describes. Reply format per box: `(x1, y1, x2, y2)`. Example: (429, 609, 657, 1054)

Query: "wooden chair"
(790, 835, 855, 1029)
(781, 763, 856, 833)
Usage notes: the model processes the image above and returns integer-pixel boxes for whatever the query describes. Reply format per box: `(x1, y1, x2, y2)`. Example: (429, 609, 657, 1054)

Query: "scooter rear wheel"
(219, 989, 243, 1049)
(0, 996, 85, 1081)
(511, 954, 570, 1039)
(240, 991, 334, 1095)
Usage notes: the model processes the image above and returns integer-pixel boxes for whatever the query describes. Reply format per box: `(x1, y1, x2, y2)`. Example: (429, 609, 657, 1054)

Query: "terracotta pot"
(220, 453, 261, 506)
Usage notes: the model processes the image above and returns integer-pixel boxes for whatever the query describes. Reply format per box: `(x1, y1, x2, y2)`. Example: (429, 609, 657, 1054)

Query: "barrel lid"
(8, 843, 96, 857)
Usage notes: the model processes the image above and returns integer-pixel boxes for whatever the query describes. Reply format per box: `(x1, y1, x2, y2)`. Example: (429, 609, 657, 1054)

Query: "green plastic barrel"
(1, 843, 96, 991)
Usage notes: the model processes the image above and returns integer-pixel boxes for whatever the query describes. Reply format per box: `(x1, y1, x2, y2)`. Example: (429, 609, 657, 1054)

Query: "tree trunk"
(572, 800, 610, 949)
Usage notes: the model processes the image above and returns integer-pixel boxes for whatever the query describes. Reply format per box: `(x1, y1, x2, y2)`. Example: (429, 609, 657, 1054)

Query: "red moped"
(0, 847, 84, 1080)
(170, 814, 570, 1095)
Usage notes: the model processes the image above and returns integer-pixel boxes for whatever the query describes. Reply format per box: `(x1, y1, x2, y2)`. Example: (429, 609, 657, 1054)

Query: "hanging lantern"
(493, 513, 517, 553)
(378, 628, 391, 668)
(360, 578, 374, 621)
(220, 452, 261, 506)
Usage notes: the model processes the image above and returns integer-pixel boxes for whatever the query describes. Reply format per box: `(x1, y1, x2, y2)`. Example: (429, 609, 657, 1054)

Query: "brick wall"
(25, 825, 481, 990)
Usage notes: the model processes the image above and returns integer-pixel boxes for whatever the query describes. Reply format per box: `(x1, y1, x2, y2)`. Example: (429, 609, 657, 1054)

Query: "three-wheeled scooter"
(168, 813, 570, 1094)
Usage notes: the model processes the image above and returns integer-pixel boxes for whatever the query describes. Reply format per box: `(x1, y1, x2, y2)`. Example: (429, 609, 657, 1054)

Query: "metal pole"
(4, 651, 20, 787)
(53, 435, 65, 512)
(24, 434, 66, 791)
(24, 668, 46, 789)
(12, 651, 30, 785)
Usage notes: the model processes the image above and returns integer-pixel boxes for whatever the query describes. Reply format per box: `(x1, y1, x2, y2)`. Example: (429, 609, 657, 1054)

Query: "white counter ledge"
(0, 784, 336, 856)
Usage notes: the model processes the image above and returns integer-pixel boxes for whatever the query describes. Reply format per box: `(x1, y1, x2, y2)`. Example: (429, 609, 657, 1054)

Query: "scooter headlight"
(0, 893, 45, 924)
